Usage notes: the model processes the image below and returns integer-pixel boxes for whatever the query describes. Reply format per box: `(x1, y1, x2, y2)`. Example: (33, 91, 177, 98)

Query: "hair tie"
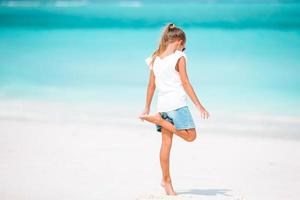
(169, 23, 176, 30)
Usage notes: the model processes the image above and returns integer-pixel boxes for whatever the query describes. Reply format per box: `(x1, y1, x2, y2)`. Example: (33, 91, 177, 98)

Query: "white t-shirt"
(145, 50, 188, 112)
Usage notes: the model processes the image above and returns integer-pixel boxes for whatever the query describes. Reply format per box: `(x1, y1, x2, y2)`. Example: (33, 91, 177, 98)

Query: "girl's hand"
(139, 107, 150, 122)
(197, 106, 210, 119)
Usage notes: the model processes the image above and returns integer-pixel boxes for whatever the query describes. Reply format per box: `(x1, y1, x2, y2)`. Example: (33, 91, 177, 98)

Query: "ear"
(178, 39, 184, 44)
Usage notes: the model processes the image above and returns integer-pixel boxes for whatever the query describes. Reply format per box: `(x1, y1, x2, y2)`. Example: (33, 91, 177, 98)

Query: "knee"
(162, 142, 172, 148)
(186, 133, 197, 142)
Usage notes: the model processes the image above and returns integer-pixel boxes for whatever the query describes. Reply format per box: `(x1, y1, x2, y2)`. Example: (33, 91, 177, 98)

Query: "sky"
(0, 0, 300, 6)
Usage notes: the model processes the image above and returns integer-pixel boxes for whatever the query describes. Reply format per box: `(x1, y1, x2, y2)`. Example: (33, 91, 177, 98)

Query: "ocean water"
(0, 3, 300, 116)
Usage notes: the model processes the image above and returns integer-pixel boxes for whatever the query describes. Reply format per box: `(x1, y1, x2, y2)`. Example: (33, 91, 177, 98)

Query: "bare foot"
(139, 112, 163, 124)
(160, 180, 177, 195)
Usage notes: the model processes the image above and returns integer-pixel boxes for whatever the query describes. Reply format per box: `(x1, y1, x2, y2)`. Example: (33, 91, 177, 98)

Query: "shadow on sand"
(137, 188, 234, 200)
(176, 188, 232, 197)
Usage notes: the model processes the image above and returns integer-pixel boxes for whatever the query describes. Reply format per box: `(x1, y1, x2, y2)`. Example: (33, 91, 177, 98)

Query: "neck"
(163, 44, 177, 54)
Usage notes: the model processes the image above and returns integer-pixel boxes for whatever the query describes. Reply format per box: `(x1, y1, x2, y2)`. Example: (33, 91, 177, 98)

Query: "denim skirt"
(156, 106, 196, 132)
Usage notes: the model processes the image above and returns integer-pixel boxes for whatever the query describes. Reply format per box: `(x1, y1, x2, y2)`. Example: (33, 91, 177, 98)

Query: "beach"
(1, 2, 300, 199)
(0, 99, 299, 200)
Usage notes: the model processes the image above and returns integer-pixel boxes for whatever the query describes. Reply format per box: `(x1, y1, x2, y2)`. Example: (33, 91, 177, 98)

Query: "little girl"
(139, 23, 210, 195)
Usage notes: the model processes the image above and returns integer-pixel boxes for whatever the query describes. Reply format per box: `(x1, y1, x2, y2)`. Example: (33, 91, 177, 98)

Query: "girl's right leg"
(140, 113, 197, 142)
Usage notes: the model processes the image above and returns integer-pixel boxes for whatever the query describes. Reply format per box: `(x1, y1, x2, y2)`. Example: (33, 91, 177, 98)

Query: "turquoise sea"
(0, 3, 300, 116)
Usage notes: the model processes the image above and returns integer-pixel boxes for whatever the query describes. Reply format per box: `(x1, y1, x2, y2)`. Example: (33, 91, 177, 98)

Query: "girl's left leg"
(160, 127, 177, 195)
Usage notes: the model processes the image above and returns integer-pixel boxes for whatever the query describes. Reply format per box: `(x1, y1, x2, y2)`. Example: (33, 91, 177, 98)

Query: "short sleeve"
(145, 55, 153, 70)
(175, 50, 187, 64)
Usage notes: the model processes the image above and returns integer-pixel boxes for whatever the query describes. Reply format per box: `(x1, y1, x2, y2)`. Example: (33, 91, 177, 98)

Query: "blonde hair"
(149, 23, 186, 68)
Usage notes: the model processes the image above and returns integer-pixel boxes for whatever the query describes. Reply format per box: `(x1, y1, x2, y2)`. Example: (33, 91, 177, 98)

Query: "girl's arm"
(144, 69, 156, 111)
(177, 57, 209, 118)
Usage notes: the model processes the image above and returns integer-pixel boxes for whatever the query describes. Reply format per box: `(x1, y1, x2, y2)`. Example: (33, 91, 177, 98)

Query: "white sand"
(0, 99, 300, 200)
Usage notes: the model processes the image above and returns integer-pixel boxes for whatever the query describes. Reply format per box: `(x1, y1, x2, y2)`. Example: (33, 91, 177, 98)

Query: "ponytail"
(148, 23, 175, 68)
